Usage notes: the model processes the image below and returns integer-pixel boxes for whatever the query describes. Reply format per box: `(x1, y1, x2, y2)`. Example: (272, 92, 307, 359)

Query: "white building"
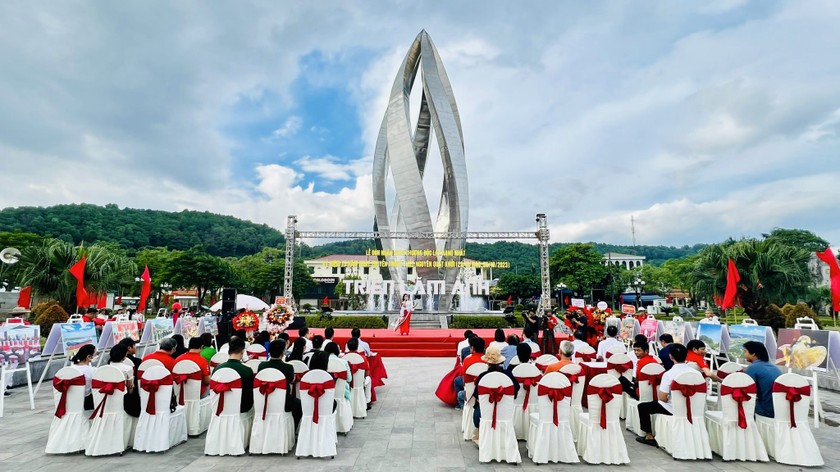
(602, 252, 646, 270)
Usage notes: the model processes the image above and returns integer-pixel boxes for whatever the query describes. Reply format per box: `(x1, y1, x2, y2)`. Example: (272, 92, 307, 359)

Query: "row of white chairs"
(462, 355, 823, 466)
(46, 352, 374, 459)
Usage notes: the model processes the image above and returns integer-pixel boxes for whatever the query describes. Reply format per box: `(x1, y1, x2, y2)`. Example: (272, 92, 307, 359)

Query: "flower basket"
(264, 303, 293, 334)
(232, 310, 260, 332)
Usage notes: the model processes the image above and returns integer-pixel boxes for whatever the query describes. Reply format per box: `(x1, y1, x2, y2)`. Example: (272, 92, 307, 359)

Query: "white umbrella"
(209, 294, 270, 312)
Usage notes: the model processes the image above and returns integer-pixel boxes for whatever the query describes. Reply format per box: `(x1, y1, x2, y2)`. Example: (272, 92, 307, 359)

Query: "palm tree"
(16, 239, 136, 310)
(693, 238, 812, 322)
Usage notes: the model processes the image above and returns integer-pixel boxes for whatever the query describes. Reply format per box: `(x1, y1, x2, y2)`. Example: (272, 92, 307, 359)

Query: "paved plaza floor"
(2, 357, 839, 471)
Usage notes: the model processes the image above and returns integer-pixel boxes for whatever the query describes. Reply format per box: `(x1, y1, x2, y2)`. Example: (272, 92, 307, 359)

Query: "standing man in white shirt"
(635, 343, 693, 447)
(596, 325, 623, 360)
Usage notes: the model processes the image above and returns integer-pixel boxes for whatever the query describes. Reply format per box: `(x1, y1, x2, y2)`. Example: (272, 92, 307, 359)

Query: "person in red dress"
(395, 293, 412, 336)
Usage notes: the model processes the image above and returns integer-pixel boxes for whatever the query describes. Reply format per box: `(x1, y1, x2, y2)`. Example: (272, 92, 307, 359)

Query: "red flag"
(17, 286, 32, 309)
(507, 295, 513, 305)
(116, 296, 122, 305)
(323, 296, 329, 306)
(96, 293, 107, 309)
(138, 265, 152, 312)
(68, 256, 88, 308)
(721, 258, 740, 310)
(816, 248, 840, 312)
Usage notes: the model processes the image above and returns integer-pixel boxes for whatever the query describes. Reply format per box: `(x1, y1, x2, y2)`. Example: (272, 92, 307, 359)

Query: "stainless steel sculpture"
(372, 30, 468, 311)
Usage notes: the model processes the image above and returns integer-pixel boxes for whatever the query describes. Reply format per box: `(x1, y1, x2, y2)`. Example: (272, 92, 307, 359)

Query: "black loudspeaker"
(221, 288, 237, 314)
(591, 289, 606, 305)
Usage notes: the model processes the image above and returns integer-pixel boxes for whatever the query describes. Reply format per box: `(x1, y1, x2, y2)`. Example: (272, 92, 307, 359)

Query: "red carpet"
(307, 328, 528, 358)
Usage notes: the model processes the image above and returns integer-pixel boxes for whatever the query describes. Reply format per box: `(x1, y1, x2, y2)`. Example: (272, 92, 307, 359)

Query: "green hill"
(0, 203, 285, 257)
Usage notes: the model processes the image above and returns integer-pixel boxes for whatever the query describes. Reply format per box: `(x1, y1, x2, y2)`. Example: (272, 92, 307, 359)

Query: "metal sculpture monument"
(372, 30, 468, 311)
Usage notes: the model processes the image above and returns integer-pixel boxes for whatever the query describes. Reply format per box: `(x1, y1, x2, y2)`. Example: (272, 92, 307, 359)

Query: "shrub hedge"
(302, 315, 387, 329)
(449, 315, 525, 329)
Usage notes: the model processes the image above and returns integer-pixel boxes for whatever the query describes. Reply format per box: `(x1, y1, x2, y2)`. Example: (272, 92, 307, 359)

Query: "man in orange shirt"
(686, 339, 720, 381)
(142, 337, 177, 372)
(175, 337, 211, 395)
(619, 340, 659, 399)
(544, 340, 574, 374)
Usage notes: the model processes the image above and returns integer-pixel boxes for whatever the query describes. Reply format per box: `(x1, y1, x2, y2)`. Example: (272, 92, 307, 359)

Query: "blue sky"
(0, 1, 838, 248)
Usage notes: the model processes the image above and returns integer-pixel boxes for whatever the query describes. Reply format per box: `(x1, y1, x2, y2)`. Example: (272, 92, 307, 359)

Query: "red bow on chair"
(637, 371, 661, 393)
(464, 373, 478, 385)
(537, 384, 572, 426)
(89, 379, 126, 419)
(300, 380, 335, 424)
(671, 381, 706, 423)
(515, 375, 542, 411)
(585, 383, 622, 429)
(609, 360, 633, 375)
(561, 370, 581, 385)
(720, 384, 756, 429)
(52, 375, 85, 418)
(476, 385, 515, 429)
(209, 360, 219, 368)
(604, 351, 616, 361)
(253, 378, 288, 420)
(577, 352, 596, 362)
(772, 383, 811, 428)
(332, 370, 348, 381)
(209, 378, 242, 416)
(716, 369, 739, 380)
(248, 351, 267, 359)
(141, 375, 173, 415)
(172, 371, 203, 405)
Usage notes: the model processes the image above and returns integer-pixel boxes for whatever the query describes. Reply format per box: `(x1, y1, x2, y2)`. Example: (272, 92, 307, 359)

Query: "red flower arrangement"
(232, 310, 259, 332)
(264, 303, 293, 333)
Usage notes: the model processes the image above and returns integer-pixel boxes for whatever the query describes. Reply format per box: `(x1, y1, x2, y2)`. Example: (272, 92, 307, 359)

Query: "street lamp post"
(556, 283, 567, 310)
(633, 278, 645, 309)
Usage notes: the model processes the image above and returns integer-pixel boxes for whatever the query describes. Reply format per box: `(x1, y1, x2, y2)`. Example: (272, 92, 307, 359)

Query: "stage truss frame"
(284, 214, 552, 313)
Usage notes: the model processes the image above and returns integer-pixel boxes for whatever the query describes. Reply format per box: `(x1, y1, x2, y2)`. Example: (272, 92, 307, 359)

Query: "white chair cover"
(577, 374, 629, 464)
(137, 359, 164, 378)
(704, 372, 768, 461)
(85, 365, 127, 456)
(218, 343, 229, 354)
(328, 357, 353, 434)
(605, 343, 627, 360)
(534, 354, 558, 373)
(342, 353, 367, 419)
(245, 359, 262, 373)
(288, 359, 309, 400)
(558, 362, 585, 442)
(574, 344, 597, 363)
(654, 369, 712, 460)
(209, 351, 229, 369)
(295, 369, 337, 458)
(245, 343, 267, 361)
(204, 368, 253, 456)
(476, 372, 521, 464)
(250, 368, 295, 455)
(511, 363, 541, 440)
(716, 361, 744, 379)
(755, 373, 823, 466)
(526, 372, 578, 464)
(173, 359, 212, 436)
(134, 365, 188, 452)
(45, 366, 90, 454)
(508, 357, 522, 368)
(606, 352, 633, 419)
(461, 362, 488, 441)
(708, 361, 744, 406)
(625, 361, 664, 436)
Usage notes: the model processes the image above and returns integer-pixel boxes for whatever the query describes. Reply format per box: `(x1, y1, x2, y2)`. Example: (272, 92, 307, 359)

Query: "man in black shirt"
(258, 339, 302, 428)
(212, 336, 254, 412)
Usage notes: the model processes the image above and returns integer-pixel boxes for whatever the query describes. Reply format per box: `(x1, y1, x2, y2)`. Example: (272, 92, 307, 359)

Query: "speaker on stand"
(217, 288, 237, 346)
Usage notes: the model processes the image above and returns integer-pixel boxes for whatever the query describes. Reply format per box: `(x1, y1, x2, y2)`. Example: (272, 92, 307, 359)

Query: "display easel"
(791, 318, 827, 428)
(0, 318, 36, 417)
(198, 315, 219, 349)
(138, 313, 173, 356)
(95, 317, 138, 366)
(34, 314, 97, 396)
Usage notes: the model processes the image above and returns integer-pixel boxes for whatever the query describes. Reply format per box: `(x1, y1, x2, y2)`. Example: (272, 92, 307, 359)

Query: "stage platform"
(307, 328, 527, 357)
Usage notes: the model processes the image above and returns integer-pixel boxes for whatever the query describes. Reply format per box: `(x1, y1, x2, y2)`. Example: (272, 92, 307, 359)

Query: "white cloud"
(295, 155, 363, 181)
(271, 116, 302, 138)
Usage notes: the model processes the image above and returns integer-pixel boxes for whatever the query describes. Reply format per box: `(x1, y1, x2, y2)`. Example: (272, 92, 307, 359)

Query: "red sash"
(537, 384, 572, 425)
(476, 385, 515, 429)
(716, 369, 739, 380)
(772, 383, 811, 428)
(720, 384, 757, 429)
(209, 378, 242, 416)
(560, 369, 582, 385)
(53, 375, 85, 418)
(332, 370, 348, 381)
(141, 374, 173, 415)
(585, 383, 622, 429)
(248, 350, 267, 359)
(464, 373, 479, 385)
(535, 362, 552, 373)
(637, 371, 662, 397)
(349, 362, 369, 376)
(515, 375, 542, 411)
(172, 371, 203, 405)
(577, 351, 596, 362)
(609, 360, 633, 375)
(530, 351, 541, 360)
(300, 379, 335, 424)
(671, 381, 706, 423)
(604, 351, 616, 361)
(89, 379, 126, 419)
(253, 378, 288, 420)
(209, 360, 219, 368)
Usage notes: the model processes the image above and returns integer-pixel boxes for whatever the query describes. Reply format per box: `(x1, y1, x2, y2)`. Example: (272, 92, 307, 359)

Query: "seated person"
(571, 329, 590, 361)
(596, 325, 623, 360)
(324, 341, 352, 402)
(456, 336, 486, 410)
(544, 340, 574, 373)
(686, 339, 720, 381)
(635, 343, 692, 447)
(199, 333, 217, 362)
(345, 328, 372, 356)
(118, 337, 142, 372)
(618, 340, 658, 400)
(142, 337, 178, 372)
(70, 344, 96, 410)
(743, 341, 781, 418)
(213, 336, 254, 412)
(258, 339, 302, 428)
(471, 346, 520, 440)
(286, 337, 307, 362)
(657, 334, 675, 370)
(175, 337, 212, 396)
(626, 334, 649, 369)
(456, 330, 474, 360)
(460, 333, 477, 363)
(520, 327, 540, 355)
(345, 337, 373, 410)
(501, 335, 520, 369)
(488, 328, 508, 351)
(108, 343, 140, 417)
